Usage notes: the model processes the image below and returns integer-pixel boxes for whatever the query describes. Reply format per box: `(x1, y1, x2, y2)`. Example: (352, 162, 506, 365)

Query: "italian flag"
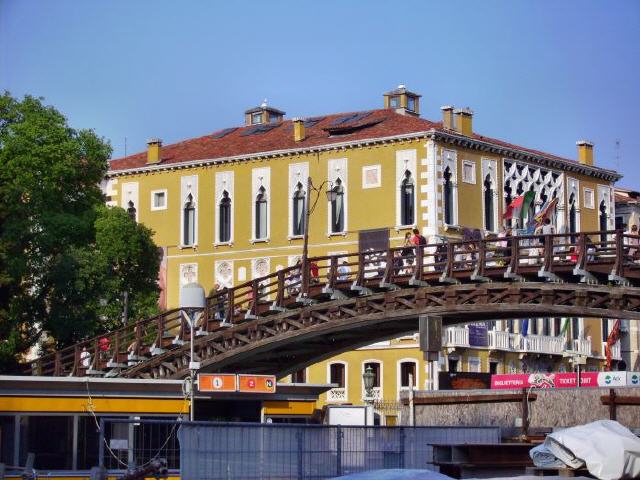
(503, 191, 536, 222)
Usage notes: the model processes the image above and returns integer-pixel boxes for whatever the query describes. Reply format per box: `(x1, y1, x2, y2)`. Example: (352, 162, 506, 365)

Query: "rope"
(84, 376, 190, 470)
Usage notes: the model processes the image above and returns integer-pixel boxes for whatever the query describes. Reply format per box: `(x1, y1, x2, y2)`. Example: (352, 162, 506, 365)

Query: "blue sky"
(1, 0, 639, 187)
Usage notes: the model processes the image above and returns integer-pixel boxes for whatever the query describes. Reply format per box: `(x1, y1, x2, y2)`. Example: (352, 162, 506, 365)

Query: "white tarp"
(530, 420, 640, 479)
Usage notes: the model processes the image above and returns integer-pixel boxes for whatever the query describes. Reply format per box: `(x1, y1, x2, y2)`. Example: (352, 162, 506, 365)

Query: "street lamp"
(180, 282, 206, 421)
(362, 365, 375, 426)
(300, 177, 336, 294)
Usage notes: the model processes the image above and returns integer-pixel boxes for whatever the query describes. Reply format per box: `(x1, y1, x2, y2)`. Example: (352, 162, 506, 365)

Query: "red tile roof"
(107, 108, 610, 176)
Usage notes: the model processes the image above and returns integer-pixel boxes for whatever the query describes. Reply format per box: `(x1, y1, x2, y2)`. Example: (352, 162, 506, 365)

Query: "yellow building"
(105, 85, 622, 423)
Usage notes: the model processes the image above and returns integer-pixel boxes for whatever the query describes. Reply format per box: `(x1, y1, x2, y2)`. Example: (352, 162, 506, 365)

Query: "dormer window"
(389, 96, 400, 108)
(407, 96, 416, 112)
(251, 112, 263, 125)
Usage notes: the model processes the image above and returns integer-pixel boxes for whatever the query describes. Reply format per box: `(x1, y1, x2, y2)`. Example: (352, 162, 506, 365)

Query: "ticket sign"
(198, 373, 237, 392)
(238, 374, 277, 394)
(491, 372, 638, 390)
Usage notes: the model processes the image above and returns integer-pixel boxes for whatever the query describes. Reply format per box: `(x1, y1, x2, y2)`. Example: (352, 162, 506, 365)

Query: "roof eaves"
(106, 130, 431, 177)
(431, 129, 622, 182)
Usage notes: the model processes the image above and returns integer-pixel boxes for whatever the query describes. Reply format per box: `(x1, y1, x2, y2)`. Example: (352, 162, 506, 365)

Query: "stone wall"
(404, 387, 640, 429)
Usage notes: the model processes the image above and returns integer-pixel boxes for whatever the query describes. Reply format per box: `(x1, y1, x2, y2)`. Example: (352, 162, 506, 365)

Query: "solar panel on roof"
(303, 117, 325, 128)
(239, 123, 281, 136)
(211, 128, 237, 139)
(330, 111, 372, 126)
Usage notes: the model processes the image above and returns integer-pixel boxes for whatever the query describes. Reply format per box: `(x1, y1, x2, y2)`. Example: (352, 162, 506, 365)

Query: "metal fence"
(99, 418, 501, 479)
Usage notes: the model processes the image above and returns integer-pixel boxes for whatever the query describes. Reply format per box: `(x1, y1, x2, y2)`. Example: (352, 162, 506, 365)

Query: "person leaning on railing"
(625, 224, 639, 262)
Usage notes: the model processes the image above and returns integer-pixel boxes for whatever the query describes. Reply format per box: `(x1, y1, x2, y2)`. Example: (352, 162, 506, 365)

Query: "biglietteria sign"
(491, 372, 638, 389)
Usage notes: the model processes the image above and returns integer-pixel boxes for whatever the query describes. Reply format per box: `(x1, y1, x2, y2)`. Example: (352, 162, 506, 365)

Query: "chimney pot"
(576, 140, 594, 166)
(441, 105, 454, 130)
(146, 138, 162, 164)
(293, 118, 305, 142)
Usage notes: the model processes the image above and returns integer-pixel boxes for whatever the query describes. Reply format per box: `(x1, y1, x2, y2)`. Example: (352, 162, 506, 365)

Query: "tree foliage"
(0, 93, 159, 371)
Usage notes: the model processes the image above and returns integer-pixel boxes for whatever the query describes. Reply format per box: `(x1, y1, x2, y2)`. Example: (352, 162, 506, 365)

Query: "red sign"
(198, 373, 237, 392)
(238, 374, 276, 394)
(491, 372, 599, 390)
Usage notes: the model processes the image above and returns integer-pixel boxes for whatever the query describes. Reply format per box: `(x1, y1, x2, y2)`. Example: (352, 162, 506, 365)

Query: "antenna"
(125, 137, 128, 158)
(615, 139, 620, 171)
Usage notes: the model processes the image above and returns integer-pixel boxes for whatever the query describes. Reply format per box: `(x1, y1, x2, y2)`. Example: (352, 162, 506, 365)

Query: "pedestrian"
(80, 347, 91, 369)
(625, 224, 639, 262)
(337, 260, 350, 281)
(411, 228, 427, 247)
(309, 260, 320, 284)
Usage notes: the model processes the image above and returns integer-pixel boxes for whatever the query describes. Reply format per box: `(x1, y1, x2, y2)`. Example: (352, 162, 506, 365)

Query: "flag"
(560, 318, 569, 336)
(521, 319, 529, 337)
(503, 195, 525, 220)
(605, 319, 621, 371)
(534, 197, 559, 225)
(520, 191, 536, 222)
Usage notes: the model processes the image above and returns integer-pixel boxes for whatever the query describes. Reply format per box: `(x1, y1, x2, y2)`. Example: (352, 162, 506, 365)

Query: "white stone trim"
(597, 185, 615, 230)
(462, 159, 476, 184)
(583, 187, 595, 209)
(396, 358, 419, 401)
(327, 158, 348, 234)
(442, 149, 458, 227)
(251, 167, 271, 242)
(180, 175, 198, 247)
(326, 360, 349, 402)
(567, 177, 581, 233)
(395, 149, 418, 228)
(424, 140, 438, 237)
(288, 162, 309, 238)
(121, 181, 139, 221)
(481, 158, 499, 233)
(361, 359, 383, 401)
(150, 189, 168, 211)
(215, 171, 234, 245)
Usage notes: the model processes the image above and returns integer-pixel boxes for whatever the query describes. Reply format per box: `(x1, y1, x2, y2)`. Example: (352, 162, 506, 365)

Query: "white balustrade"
(363, 386, 382, 401)
(488, 330, 518, 351)
(572, 338, 592, 356)
(445, 326, 469, 347)
(520, 334, 565, 355)
(602, 340, 622, 360)
(327, 387, 347, 402)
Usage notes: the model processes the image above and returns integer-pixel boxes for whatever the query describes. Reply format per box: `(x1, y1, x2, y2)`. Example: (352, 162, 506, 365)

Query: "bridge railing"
(27, 229, 640, 377)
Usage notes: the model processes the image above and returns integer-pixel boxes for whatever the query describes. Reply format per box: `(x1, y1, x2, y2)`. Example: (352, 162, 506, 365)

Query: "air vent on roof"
(330, 111, 372, 126)
(240, 123, 281, 136)
(212, 127, 238, 139)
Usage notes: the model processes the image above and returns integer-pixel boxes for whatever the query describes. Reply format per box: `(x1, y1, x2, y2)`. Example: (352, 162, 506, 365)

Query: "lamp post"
(301, 177, 336, 294)
(180, 282, 206, 421)
(362, 365, 375, 426)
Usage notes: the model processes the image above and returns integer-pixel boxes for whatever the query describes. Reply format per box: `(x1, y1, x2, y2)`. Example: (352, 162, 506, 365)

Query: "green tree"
(0, 93, 159, 371)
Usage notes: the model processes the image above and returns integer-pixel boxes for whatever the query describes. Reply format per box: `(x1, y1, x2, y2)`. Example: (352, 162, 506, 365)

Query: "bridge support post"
(419, 315, 442, 362)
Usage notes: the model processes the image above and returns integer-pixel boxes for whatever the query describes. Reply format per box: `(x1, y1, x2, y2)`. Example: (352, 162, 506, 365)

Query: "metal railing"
(28, 229, 637, 377)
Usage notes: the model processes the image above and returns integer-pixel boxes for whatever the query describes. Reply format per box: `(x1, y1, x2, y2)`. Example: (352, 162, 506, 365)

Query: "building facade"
(105, 86, 622, 423)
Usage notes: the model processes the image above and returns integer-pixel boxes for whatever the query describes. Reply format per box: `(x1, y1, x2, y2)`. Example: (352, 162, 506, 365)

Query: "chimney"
(441, 105, 454, 130)
(576, 140, 594, 166)
(453, 108, 473, 136)
(293, 118, 305, 142)
(146, 138, 162, 164)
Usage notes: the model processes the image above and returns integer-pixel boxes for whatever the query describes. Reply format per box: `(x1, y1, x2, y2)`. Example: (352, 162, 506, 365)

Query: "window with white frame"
(180, 175, 198, 247)
(329, 362, 346, 388)
(183, 194, 196, 246)
(483, 174, 495, 232)
(584, 188, 595, 209)
(362, 165, 381, 189)
(151, 189, 167, 211)
(400, 170, 415, 226)
(215, 171, 233, 244)
(362, 361, 381, 399)
(442, 150, 458, 226)
(399, 361, 417, 388)
(462, 160, 476, 184)
(292, 182, 306, 236)
(328, 158, 348, 234)
(252, 168, 271, 241)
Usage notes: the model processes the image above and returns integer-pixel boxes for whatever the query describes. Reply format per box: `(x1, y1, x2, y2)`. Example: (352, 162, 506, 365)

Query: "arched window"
(329, 363, 345, 388)
(255, 186, 268, 239)
(399, 361, 416, 388)
(443, 167, 453, 225)
(599, 200, 608, 242)
(183, 194, 195, 246)
(568, 193, 577, 237)
(219, 191, 231, 243)
(400, 171, 415, 226)
(363, 362, 381, 389)
(483, 174, 494, 232)
(330, 179, 345, 233)
(292, 182, 306, 236)
(126, 200, 137, 221)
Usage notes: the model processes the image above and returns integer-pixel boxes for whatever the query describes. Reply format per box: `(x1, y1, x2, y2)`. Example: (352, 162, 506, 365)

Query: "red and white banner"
(490, 372, 628, 389)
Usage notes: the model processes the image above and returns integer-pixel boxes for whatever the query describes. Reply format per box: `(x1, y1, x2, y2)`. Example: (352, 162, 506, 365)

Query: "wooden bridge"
(27, 230, 640, 379)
